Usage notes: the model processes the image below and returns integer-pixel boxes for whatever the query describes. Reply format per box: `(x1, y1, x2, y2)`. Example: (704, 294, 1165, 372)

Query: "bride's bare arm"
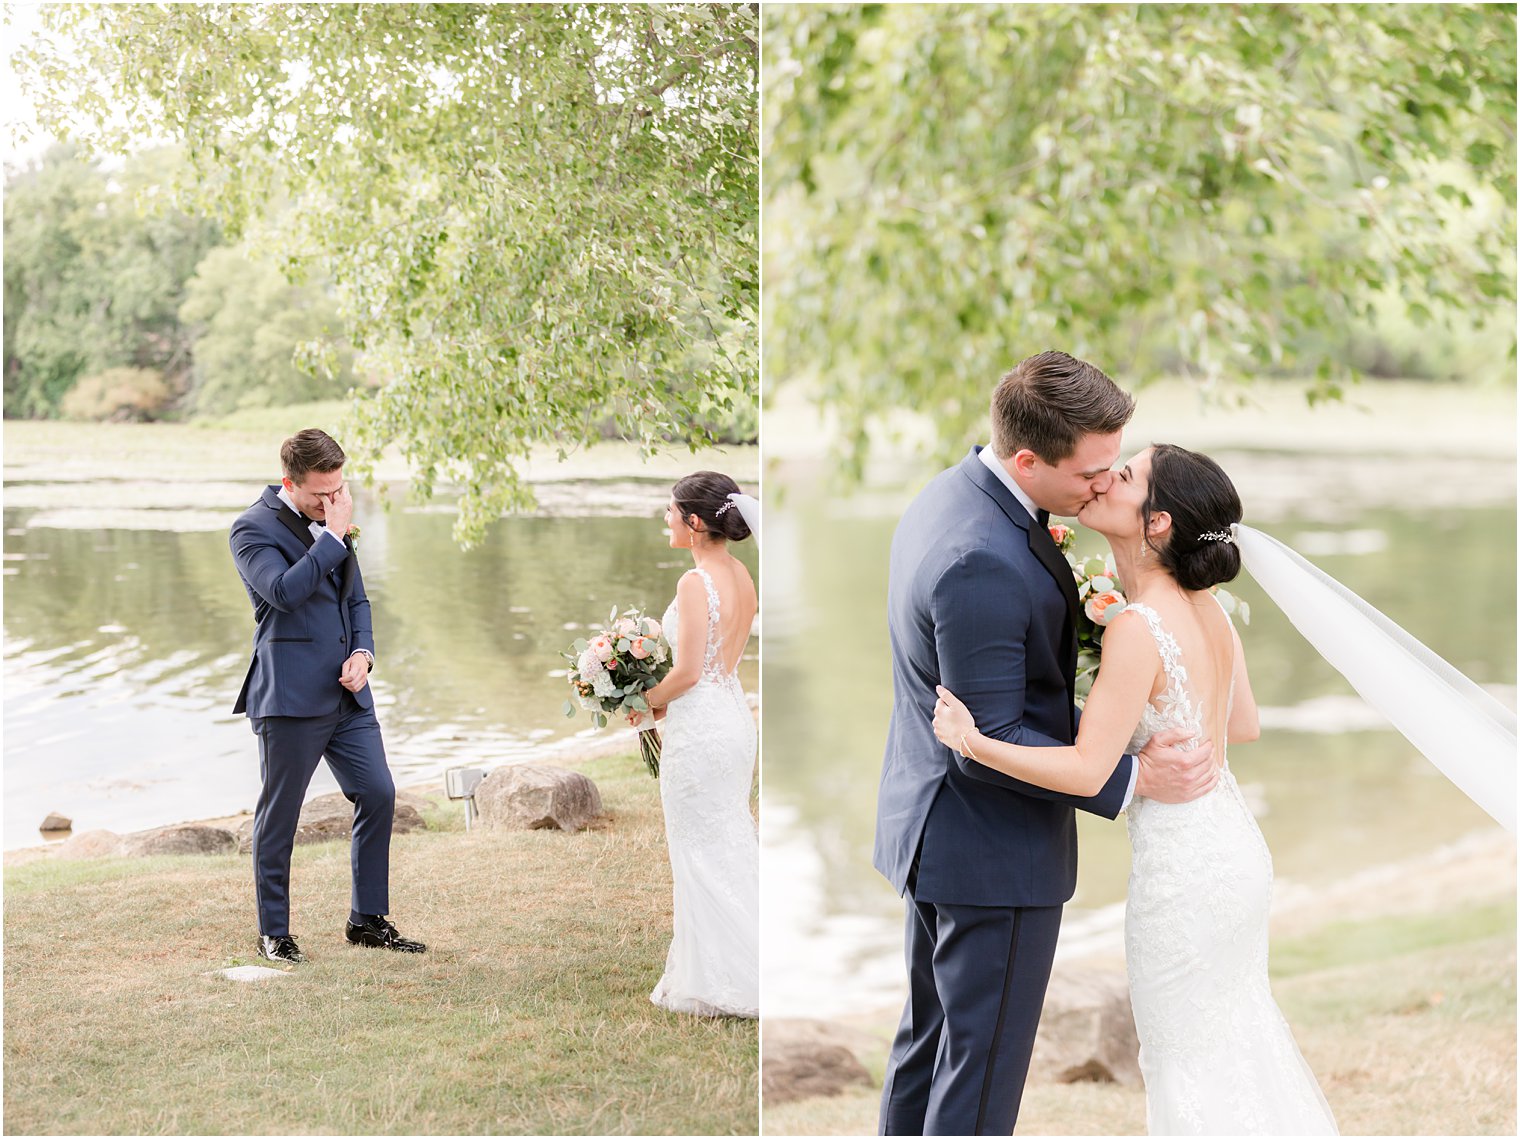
(933, 613, 1160, 797)
(1226, 621, 1260, 743)
(643, 573, 708, 710)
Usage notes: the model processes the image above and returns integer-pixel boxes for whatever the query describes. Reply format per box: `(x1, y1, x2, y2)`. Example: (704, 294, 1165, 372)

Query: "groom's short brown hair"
(989, 351, 1135, 462)
(280, 428, 346, 484)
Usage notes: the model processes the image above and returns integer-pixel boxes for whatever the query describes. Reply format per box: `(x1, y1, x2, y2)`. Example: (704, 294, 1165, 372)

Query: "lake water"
(761, 448, 1516, 1018)
(3, 479, 758, 848)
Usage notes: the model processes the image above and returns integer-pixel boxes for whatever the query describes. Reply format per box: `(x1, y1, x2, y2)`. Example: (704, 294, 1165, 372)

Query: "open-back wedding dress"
(650, 566, 759, 1017)
(1122, 601, 1338, 1135)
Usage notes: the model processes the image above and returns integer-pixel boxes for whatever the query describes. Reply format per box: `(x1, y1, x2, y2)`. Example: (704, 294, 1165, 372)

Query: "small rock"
(761, 1018, 875, 1105)
(234, 792, 426, 854)
(38, 812, 72, 832)
(52, 829, 124, 859)
(474, 764, 602, 833)
(121, 824, 237, 857)
(1029, 964, 1141, 1085)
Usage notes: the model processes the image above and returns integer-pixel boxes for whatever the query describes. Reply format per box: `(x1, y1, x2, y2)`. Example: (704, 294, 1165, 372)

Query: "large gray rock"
(474, 764, 602, 833)
(51, 829, 124, 859)
(39, 812, 72, 832)
(121, 824, 237, 857)
(234, 791, 426, 854)
(761, 1018, 876, 1105)
(1029, 965, 1141, 1085)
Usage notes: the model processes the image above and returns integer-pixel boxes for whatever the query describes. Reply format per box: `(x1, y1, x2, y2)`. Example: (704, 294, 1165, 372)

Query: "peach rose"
(643, 618, 663, 639)
(591, 634, 615, 662)
(615, 617, 637, 637)
(1048, 523, 1072, 546)
(629, 637, 651, 660)
(1085, 590, 1127, 626)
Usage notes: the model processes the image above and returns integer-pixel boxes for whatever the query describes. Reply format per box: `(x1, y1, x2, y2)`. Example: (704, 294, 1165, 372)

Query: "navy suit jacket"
(873, 448, 1133, 907)
(230, 485, 376, 719)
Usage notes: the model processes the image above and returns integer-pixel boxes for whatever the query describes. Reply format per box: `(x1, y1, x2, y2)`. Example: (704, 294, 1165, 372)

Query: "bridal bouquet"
(1053, 524, 1249, 705)
(561, 606, 671, 777)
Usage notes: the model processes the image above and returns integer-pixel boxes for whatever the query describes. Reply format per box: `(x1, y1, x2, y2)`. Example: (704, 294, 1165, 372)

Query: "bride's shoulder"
(1104, 605, 1163, 651)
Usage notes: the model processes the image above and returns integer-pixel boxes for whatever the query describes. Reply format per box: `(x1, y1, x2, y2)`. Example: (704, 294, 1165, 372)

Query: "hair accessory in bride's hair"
(1198, 529, 1235, 544)
(715, 499, 735, 516)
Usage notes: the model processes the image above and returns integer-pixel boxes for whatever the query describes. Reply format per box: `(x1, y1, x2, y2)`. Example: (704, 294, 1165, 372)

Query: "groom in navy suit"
(875, 352, 1215, 1134)
(230, 429, 424, 963)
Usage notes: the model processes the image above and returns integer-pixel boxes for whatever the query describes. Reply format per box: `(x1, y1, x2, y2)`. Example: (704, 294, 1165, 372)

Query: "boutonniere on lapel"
(346, 524, 361, 552)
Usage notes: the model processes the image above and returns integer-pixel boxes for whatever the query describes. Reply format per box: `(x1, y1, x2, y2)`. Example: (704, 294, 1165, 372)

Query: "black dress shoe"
(258, 934, 305, 963)
(345, 914, 426, 953)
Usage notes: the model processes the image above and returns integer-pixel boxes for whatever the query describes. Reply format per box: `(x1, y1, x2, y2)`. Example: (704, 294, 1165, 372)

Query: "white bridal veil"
(725, 492, 760, 547)
(1233, 523, 1516, 833)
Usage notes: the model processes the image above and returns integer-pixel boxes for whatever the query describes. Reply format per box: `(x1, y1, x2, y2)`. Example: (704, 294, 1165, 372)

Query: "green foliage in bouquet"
(562, 606, 673, 776)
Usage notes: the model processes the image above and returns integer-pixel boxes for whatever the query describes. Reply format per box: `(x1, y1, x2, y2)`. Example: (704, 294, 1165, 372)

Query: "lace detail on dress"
(651, 565, 757, 1018)
(1121, 602, 1337, 1135)
(691, 567, 729, 683)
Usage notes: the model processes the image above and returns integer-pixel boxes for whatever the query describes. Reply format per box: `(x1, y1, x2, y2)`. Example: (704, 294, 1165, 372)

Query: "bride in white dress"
(635, 471, 759, 1018)
(932, 444, 1338, 1135)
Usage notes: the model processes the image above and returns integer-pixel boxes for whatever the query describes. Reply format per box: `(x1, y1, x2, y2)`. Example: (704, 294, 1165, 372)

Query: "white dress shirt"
(976, 445, 1138, 808)
(276, 484, 372, 670)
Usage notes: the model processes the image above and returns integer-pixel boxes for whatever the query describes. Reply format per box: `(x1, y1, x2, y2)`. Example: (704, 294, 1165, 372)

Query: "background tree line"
(12, 3, 759, 543)
(4, 143, 362, 421)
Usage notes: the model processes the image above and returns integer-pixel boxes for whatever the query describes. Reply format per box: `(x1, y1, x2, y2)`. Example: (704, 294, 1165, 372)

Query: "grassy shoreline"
(2, 405, 760, 489)
(762, 830, 1517, 1136)
(3, 752, 759, 1136)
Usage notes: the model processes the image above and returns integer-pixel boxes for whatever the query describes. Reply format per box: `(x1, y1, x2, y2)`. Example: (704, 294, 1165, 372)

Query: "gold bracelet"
(960, 733, 977, 761)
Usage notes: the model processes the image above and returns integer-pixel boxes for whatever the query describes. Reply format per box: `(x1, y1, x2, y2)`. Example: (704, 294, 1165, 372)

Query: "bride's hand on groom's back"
(1135, 728, 1218, 804)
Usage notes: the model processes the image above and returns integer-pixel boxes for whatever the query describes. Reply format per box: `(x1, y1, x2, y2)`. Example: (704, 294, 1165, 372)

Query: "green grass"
(1271, 899, 1517, 979)
(190, 400, 356, 437)
(4, 753, 758, 1136)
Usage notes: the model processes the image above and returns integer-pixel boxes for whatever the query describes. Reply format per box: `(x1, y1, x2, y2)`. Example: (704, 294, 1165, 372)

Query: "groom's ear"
(1009, 449, 1039, 479)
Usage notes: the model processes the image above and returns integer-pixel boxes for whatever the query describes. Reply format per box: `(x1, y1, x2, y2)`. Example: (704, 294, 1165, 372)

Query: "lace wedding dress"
(1122, 602, 1338, 1135)
(650, 566, 759, 1017)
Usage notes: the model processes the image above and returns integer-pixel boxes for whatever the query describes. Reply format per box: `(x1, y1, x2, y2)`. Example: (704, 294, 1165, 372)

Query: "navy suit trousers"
(880, 888, 1063, 1136)
(250, 693, 394, 937)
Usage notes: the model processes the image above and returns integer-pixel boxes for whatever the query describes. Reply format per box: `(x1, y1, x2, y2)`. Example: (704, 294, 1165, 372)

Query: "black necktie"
(1035, 508, 1050, 528)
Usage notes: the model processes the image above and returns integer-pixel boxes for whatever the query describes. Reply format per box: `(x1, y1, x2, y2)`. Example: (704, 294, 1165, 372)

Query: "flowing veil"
(1233, 523, 1516, 833)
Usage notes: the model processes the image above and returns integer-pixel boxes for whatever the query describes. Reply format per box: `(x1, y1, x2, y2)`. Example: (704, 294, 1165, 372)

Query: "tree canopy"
(20, 3, 758, 542)
(763, 3, 1515, 477)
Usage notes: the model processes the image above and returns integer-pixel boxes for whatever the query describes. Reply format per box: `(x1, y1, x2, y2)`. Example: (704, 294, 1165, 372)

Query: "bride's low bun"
(673, 471, 751, 543)
(1143, 445, 1243, 593)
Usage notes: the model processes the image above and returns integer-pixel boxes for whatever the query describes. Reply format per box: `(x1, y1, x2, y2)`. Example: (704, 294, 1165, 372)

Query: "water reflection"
(3, 483, 757, 847)
(762, 454, 1515, 1018)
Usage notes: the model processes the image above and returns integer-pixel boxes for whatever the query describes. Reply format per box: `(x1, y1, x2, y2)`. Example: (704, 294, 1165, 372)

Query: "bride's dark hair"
(1142, 444, 1243, 592)
(672, 471, 751, 542)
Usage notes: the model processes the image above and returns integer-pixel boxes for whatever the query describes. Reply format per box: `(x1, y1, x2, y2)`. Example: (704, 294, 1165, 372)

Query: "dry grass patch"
(761, 901, 1515, 1136)
(4, 753, 757, 1136)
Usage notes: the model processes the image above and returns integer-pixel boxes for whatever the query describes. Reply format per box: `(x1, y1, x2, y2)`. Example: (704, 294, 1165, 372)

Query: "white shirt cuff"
(1121, 756, 1139, 809)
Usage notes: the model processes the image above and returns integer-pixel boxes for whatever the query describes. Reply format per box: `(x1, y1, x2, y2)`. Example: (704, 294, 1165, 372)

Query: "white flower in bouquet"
(560, 605, 677, 777)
